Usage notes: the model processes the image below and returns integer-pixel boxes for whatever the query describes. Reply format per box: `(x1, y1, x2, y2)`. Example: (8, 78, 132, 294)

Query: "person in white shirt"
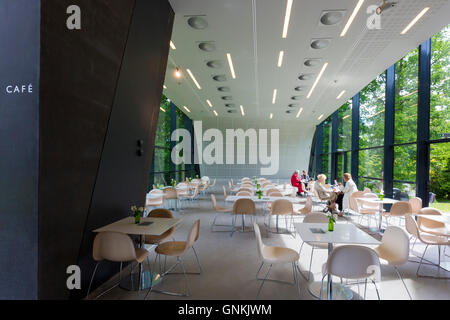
(337, 173, 358, 215)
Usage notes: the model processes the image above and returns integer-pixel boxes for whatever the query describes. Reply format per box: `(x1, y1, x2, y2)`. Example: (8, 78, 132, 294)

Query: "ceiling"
(164, 0, 450, 124)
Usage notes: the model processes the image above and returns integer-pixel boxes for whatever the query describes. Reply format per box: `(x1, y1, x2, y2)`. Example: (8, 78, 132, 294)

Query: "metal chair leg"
(86, 262, 100, 299)
(179, 257, 191, 296)
(394, 266, 412, 300)
(256, 264, 272, 299)
(372, 280, 381, 300)
(192, 246, 203, 274)
(307, 246, 315, 281)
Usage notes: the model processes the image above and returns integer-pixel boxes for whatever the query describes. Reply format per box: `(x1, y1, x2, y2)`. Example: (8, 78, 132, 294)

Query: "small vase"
(328, 220, 334, 232)
(258, 193, 262, 199)
(257, 184, 260, 189)
(379, 194, 384, 200)
(134, 214, 141, 224)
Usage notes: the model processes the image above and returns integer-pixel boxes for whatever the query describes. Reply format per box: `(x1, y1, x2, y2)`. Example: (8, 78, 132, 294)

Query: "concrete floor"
(90, 184, 450, 300)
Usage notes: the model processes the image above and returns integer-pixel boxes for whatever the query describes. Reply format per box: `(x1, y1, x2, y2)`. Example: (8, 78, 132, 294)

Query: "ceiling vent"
(225, 103, 236, 108)
(298, 74, 314, 81)
(221, 96, 233, 101)
(218, 86, 231, 92)
(206, 60, 223, 68)
(319, 10, 346, 26)
(311, 38, 331, 49)
(304, 58, 322, 67)
(187, 16, 208, 30)
(212, 75, 227, 82)
(198, 42, 216, 52)
(288, 103, 299, 108)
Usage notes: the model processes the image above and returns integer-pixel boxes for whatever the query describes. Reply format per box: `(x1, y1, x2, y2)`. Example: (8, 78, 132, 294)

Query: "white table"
(295, 222, 380, 300)
(226, 195, 306, 204)
(356, 197, 398, 233)
(93, 216, 182, 291)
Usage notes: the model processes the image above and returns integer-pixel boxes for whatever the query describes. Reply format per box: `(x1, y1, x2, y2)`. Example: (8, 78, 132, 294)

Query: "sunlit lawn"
(430, 200, 450, 214)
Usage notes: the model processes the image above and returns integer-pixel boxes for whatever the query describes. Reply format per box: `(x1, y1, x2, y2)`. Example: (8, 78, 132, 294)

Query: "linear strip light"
(277, 51, 284, 67)
(270, 113, 273, 119)
(307, 62, 328, 99)
(160, 107, 166, 113)
(340, 0, 365, 37)
(336, 90, 346, 99)
(296, 107, 303, 118)
(240, 105, 245, 116)
(186, 69, 201, 90)
(401, 7, 430, 35)
(226, 53, 236, 79)
(318, 114, 324, 120)
(282, 0, 293, 38)
(206, 99, 213, 107)
(170, 41, 176, 50)
(213, 110, 218, 116)
(272, 89, 278, 104)
(183, 106, 191, 113)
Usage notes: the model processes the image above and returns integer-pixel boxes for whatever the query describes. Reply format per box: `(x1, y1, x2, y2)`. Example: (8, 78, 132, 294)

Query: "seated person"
(290, 170, 304, 196)
(336, 173, 358, 214)
(314, 174, 336, 201)
(300, 170, 309, 182)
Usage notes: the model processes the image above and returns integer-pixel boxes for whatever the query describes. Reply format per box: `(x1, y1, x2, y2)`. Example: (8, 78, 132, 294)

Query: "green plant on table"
(131, 206, 144, 224)
(256, 190, 262, 199)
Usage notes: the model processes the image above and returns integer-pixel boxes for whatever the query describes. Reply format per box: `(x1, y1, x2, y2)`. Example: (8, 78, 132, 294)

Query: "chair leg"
(364, 279, 367, 300)
(256, 264, 272, 299)
(86, 261, 100, 299)
(372, 280, 381, 300)
(307, 246, 315, 281)
(179, 257, 191, 296)
(292, 262, 301, 299)
(256, 262, 264, 279)
(192, 246, 203, 274)
(394, 266, 412, 300)
(417, 244, 429, 277)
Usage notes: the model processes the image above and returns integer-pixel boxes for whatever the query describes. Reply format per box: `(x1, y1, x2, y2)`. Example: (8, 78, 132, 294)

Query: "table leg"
(242, 215, 245, 232)
(327, 243, 333, 300)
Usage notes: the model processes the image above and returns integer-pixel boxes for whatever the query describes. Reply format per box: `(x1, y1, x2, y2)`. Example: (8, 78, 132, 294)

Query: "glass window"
(338, 100, 352, 151)
(394, 145, 416, 183)
(430, 25, 450, 141)
(359, 147, 384, 179)
(430, 142, 450, 211)
(395, 48, 418, 144)
(360, 73, 386, 149)
(358, 178, 383, 194)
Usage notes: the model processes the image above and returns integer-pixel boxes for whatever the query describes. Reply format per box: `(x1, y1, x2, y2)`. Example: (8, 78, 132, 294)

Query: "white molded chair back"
(409, 197, 422, 214)
(93, 232, 137, 262)
(271, 199, 293, 215)
(327, 245, 380, 280)
(389, 201, 412, 217)
(150, 189, 164, 194)
(379, 226, 410, 265)
(253, 223, 265, 260)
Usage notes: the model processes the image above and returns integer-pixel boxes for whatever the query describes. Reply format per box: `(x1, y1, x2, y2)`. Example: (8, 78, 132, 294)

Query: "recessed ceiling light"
(307, 62, 328, 99)
(174, 67, 182, 79)
(282, 0, 293, 38)
(160, 107, 166, 113)
(183, 106, 191, 113)
(336, 90, 346, 99)
(240, 105, 245, 116)
(318, 114, 324, 120)
(213, 110, 218, 117)
(400, 7, 429, 35)
(277, 51, 284, 67)
(206, 99, 213, 107)
(186, 69, 201, 90)
(296, 108, 303, 118)
(272, 89, 278, 104)
(270, 113, 273, 119)
(340, 0, 365, 37)
(170, 41, 176, 50)
(226, 53, 236, 79)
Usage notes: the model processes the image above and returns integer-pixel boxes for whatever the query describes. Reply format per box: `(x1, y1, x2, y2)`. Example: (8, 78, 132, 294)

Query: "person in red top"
(291, 170, 304, 196)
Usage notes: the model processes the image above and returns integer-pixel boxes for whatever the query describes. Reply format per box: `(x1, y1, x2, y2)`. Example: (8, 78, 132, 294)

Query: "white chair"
(374, 226, 412, 299)
(320, 245, 381, 300)
(298, 213, 329, 281)
(210, 194, 233, 232)
(253, 223, 301, 299)
(405, 215, 450, 279)
(178, 185, 200, 210)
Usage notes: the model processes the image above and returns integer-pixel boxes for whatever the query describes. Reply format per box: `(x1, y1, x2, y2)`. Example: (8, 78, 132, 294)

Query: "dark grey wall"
(0, 0, 40, 299)
(38, 0, 173, 299)
(76, 0, 174, 299)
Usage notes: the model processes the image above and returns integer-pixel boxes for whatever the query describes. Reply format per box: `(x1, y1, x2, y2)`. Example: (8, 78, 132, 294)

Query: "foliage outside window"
(337, 100, 352, 151)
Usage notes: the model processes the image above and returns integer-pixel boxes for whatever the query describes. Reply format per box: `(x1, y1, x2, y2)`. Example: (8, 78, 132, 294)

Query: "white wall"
(196, 117, 315, 180)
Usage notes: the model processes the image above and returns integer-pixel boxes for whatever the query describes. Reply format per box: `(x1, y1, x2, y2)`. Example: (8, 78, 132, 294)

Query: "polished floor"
(90, 182, 450, 300)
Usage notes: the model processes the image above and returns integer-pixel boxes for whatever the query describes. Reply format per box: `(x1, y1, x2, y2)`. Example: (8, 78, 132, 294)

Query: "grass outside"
(430, 199, 450, 214)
